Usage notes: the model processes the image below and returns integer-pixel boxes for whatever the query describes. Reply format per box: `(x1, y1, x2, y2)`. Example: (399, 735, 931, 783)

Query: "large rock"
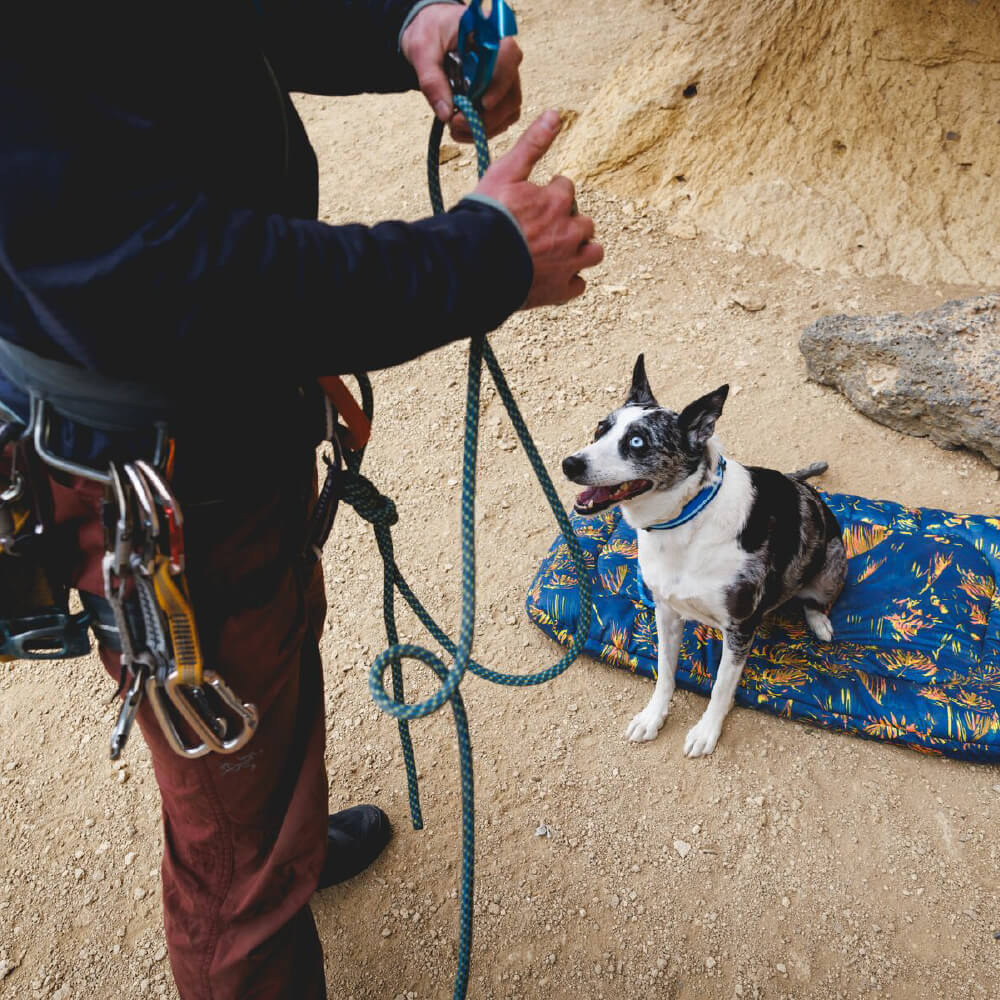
(799, 296, 1000, 466)
(556, 0, 1000, 286)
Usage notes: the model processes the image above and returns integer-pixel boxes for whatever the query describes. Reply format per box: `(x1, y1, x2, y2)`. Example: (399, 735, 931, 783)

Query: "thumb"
(413, 54, 455, 123)
(488, 110, 562, 182)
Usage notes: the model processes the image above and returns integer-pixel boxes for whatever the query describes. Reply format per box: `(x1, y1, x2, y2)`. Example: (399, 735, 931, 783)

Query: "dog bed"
(525, 492, 1000, 762)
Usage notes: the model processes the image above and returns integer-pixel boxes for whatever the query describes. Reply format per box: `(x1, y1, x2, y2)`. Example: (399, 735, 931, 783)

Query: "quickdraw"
(100, 457, 258, 760)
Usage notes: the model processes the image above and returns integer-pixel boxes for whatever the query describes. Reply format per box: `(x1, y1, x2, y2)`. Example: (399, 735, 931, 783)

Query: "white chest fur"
(625, 459, 754, 634)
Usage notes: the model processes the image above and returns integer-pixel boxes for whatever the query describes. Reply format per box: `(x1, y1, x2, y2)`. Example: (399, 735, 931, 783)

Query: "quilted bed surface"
(526, 494, 1000, 762)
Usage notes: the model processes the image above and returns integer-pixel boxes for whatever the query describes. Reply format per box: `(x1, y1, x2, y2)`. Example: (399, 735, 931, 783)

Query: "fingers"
(486, 110, 562, 183)
(450, 90, 522, 142)
(547, 175, 576, 213)
(413, 58, 455, 123)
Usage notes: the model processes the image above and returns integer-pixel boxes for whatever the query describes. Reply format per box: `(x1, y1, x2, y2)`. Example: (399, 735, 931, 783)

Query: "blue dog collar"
(643, 456, 727, 532)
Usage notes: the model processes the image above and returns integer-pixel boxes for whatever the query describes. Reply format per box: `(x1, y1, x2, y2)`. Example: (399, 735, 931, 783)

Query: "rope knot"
(341, 471, 399, 527)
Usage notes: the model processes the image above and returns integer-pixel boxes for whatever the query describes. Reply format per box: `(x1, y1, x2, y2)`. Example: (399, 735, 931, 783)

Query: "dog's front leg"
(684, 627, 752, 758)
(626, 601, 682, 742)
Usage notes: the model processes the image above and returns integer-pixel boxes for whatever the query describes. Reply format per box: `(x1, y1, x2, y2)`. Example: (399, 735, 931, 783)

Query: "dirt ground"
(1, 1, 998, 998)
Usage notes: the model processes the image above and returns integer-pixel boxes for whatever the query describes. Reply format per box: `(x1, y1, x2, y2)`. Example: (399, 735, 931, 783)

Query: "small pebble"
(673, 839, 691, 859)
(381, 927, 393, 938)
(535, 823, 551, 838)
(781, 896, 790, 908)
(705, 956, 716, 970)
(134, 887, 147, 901)
(153, 947, 167, 962)
(776, 962, 787, 974)
(124, 852, 137, 867)
(488, 902, 500, 915)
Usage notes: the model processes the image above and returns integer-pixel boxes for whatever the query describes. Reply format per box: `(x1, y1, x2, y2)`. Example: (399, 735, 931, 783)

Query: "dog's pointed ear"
(626, 354, 656, 406)
(679, 384, 729, 451)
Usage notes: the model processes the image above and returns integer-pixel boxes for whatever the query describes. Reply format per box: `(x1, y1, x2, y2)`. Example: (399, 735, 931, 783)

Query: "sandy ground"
(1, 1, 998, 998)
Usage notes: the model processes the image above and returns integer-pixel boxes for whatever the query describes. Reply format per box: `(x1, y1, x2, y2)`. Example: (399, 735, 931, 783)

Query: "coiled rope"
(339, 95, 592, 1000)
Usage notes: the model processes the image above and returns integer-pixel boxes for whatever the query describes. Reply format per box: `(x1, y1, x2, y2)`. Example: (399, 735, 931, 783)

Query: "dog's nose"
(562, 454, 586, 480)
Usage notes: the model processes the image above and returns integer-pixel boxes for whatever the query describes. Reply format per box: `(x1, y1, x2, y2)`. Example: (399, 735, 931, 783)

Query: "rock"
(665, 219, 699, 240)
(732, 295, 766, 313)
(438, 144, 461, 165)
(52, 986, 71, 1000)
(705, 956, 717, 970)
(776, 962, 787, 974)
(800, 296, 1000, 466)
(557, 1, 1000, 287)
(673, 839, 691, 859)
(535, 823, 551, 838)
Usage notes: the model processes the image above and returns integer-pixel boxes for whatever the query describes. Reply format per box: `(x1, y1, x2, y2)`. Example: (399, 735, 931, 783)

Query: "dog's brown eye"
(594, 421, 609, 441)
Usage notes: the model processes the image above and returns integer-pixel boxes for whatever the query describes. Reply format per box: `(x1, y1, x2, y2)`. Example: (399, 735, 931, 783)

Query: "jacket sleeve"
(258, 0, 449, 95)
(9, 185, 532, 384)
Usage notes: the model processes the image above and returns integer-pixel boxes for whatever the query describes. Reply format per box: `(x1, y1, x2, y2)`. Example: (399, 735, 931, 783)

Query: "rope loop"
(340, 471, 399, 527)
(351, 97, 593, 1000)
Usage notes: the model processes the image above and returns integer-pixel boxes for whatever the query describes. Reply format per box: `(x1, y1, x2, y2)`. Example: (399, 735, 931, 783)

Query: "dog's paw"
(805, 608, 833, 642)
(626, 706, 668, 742)
(683, 715, 723, 758)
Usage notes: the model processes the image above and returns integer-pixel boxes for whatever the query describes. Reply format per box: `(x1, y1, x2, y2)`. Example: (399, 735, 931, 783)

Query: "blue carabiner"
(447, 0, 518, 103)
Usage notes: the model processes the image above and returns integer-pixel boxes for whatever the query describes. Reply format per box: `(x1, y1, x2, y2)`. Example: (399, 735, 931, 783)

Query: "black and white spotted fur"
(562, 355, 847, 757)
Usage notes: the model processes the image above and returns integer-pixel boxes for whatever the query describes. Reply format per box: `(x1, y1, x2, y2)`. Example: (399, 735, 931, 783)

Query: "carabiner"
(163, 670, 259, 755)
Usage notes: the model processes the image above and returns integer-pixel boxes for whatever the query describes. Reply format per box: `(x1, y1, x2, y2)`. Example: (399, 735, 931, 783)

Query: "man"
(0, 2, 602, 997)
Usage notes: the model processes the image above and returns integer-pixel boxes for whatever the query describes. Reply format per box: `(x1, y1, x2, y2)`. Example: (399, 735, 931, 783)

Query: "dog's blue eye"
(630, 435, 646, 450)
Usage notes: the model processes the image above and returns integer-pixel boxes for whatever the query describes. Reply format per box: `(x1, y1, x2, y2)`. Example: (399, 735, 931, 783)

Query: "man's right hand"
(473, 111, 604, 309)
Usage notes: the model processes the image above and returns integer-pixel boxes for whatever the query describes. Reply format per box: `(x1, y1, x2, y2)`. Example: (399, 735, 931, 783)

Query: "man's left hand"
(401, 2, 523, 141)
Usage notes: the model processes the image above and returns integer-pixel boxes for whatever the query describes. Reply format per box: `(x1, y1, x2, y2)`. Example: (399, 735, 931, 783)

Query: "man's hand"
(401, 2, 522, 141)
(474, 111, 604, 308)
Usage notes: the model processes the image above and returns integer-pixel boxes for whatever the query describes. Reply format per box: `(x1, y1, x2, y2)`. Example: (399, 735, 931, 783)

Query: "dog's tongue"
(574, 480, 651, 514)
(575, 485, 614, 510)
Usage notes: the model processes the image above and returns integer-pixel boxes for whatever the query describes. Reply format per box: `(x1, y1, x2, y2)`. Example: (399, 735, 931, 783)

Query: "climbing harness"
(0, 416, 92, 660)
(0, 358, 260, 760)
(306, 3, 593, 996)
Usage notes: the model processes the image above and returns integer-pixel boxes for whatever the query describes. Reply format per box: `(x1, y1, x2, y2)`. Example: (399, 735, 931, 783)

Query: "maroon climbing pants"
(50, 459, 331, 1000)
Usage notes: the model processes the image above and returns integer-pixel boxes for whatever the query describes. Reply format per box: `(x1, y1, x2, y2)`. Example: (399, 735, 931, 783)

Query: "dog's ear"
(626, 354, 657, 406)
(679, 384, 729, 451)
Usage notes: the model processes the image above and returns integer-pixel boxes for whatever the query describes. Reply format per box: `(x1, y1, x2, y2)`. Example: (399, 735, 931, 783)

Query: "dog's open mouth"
(573, 479, 652, 515)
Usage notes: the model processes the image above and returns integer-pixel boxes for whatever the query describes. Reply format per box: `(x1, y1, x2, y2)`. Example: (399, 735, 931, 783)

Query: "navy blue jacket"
(0, 1, 532, 425)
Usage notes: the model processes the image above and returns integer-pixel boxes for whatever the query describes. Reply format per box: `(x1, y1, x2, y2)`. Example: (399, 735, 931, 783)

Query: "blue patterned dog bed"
(526, 494, 1000, 762)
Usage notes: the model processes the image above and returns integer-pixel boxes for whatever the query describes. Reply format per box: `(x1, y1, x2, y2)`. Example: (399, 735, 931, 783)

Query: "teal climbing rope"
(339, 94, 592, 1000)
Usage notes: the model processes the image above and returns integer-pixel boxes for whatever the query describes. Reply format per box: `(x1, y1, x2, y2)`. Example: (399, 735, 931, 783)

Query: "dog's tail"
(787, 461, 828, 481)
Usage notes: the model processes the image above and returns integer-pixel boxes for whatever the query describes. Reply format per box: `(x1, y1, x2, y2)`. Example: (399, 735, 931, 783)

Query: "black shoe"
(316, 805, 392, 890)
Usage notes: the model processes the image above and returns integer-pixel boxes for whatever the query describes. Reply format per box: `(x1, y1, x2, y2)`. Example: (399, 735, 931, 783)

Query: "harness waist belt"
(0, 337, 172, 433)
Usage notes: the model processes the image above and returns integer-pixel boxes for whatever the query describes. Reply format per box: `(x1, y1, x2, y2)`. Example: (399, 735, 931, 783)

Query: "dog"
(562, 355, 846, 757)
